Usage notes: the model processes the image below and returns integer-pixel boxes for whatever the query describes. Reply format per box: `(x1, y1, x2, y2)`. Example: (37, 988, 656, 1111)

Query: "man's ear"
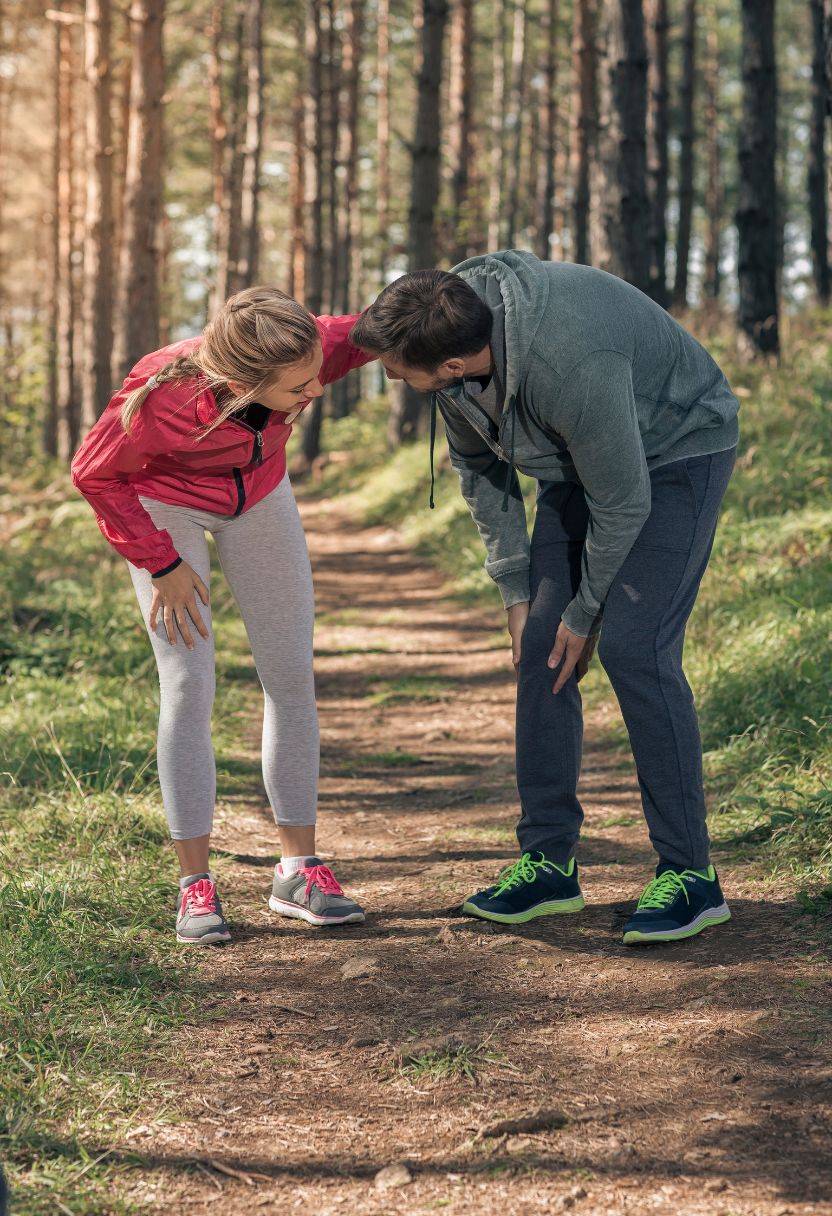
(442, 358, 466, 378)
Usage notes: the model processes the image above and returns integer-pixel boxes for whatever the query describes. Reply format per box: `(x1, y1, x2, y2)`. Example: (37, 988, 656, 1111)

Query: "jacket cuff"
(561, 598, 603, 638)
(151, 556, 183, 579)
(493, 567, 531, 609)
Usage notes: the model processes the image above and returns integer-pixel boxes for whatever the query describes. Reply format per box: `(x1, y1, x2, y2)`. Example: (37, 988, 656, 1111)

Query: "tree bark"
(448, 0, 475, 263)
(595, 0, 649, 291)
(645, 0, 668, 306)
(376, 0, 391, 287)
(389, 0, 449, 448)
(301, 0, 326, 466)
(81, 0, 115, 432)
(536, 0, 559, 261)
(52, 7, 80, 461)
(809, 0, 830, 303)
(324, 0, 339, 312)
(504, 0, 529, 247)
(736, 0, 779, 358)
(208, 0, 226, 252)
(112, 0, 164, 385)
(44, 17, 62, 458)
(236, 0, 264, 289)
(703, 18, 721, 300)
(672, 0, 696, 308)
(571, 0, 597, 266)
(288, 52, 306, 300)
(487, 0, 509, 251)
(214, 0, 246, 306)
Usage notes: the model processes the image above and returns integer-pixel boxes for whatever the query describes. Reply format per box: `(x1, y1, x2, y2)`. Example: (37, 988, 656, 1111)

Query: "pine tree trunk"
(672, 0, 696, 308)
(324, 0, 339, 312)
(595, 0, 649, 291)
(571, 0, 597, 266)
(215, 0, 246, 305)
(81, 0, 114, 432)
(332, 0, 365, 417)
(376, 0, 390, 288)
(389, 0, 449, 448)
(288, 59, 306, 300)
(504, 1, 529, 247)
(736, 0, 779, 358)
(809, 0, 830, 303)
(487, 0, 509, 250)
(301, 0, 326, 467)
(536, 0, 558, 261)
(208, 0, 226, 255)
(645, 0, 669, 306)
(237, 0, 264, 288)
(112, 0, 164, 385)
(54, 8, 80, 461)
(44, 17, 62, 458)
(448, 0, 474, 263)
(703, 18, 721, 301)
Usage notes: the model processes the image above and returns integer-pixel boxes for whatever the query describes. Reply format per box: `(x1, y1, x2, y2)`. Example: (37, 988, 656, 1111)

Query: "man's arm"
(439, 399, 530, 608)
(531, 349, 651, 637)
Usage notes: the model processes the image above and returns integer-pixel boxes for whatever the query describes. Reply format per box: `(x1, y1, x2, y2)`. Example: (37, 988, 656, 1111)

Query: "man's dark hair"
(350, 270, 493, 371)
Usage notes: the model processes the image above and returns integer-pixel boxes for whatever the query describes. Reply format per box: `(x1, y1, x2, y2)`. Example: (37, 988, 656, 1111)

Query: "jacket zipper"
(438, 388, 509, 462)
(229, 418, 264, 517)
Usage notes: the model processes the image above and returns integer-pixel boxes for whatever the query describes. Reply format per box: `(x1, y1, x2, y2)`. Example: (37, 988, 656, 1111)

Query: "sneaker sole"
(460, 894, 586, 924)
(623, 903, 731, 945)
(176, 929, 232, 945)
(268, 895, 366, 927)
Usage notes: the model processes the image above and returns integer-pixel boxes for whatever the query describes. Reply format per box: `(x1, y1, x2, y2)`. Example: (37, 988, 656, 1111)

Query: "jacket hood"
(450, 249, 551, 405)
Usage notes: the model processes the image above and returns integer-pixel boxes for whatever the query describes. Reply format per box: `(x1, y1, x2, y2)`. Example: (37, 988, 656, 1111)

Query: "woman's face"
(229, 343, 325, 419)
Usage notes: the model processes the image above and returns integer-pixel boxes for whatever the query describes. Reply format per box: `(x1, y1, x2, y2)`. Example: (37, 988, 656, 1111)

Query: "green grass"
(306, 311, 832, 901)
(366, 675, 454, 706)
(0, 476, 263, 1214)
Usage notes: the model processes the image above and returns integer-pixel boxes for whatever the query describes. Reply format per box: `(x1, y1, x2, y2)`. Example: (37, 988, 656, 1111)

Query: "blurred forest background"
(1, 0, 831, 466)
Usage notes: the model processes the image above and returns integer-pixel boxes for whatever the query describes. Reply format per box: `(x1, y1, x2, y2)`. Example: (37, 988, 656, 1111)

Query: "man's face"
(380, 354, 464, 393)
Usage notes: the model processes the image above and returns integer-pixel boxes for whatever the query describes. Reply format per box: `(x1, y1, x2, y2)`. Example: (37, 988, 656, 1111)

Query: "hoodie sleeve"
(439, 399, 531, 608)
(70, 399, 182, 575)
(533, 349, 651, 637)
(316, 314, 377, 384)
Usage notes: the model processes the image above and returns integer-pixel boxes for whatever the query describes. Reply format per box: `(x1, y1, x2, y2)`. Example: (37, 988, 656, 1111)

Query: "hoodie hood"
(450, 249, 551, 408)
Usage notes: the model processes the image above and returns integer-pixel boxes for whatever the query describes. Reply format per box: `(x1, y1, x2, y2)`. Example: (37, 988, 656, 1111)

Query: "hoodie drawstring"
(500, 396, 517, 512)
(428, 391, 437, 509)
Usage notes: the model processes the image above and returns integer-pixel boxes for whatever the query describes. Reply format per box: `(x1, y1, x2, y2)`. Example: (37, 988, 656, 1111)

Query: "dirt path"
(120, 498, 831, 1216)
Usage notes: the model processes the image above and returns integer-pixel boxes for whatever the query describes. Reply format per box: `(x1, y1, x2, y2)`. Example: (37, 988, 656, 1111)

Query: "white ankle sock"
(278, 855, 314, 877)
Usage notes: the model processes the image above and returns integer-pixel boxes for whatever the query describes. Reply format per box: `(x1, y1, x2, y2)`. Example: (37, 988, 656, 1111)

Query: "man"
(350, 251, 739, 945)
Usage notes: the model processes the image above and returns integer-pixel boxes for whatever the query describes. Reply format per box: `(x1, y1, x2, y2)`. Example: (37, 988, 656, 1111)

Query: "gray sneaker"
(176, 873, 232, 945)
(268, 858, 365, 926)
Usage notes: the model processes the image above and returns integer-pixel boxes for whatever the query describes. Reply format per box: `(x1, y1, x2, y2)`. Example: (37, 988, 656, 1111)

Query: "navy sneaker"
(622, 863, 731, 945)
(461, 852, 585, 924)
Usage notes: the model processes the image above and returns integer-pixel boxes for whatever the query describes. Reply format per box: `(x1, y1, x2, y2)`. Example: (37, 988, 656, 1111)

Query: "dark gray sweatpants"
(516, 446, 737, 870)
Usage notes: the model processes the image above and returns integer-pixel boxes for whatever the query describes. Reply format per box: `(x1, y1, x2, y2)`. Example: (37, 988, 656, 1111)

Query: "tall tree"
(487, 0, 509, 250)
(736, 0, 779, 358)
(809, 0, 830, 303)
(645, 0, 669, 306)
(288, 56, 306, 300)
(389, 0, 449, 447)
(112, 0, 164, 385)
(703, 17, 721, 301)
(236, 0, 264, 289)
(536, 0, 559, 261)
(595, 0, 650, 290)
(376, 0, 391, 287)
(570, 0, 597, 265)
(301, 0, 326, 466)
(324, 0, 340, 311)
(672, 0, 696, 308)
(208, 0, 226, 258)
(448, 0, 475, 263)
(213, 0, 246, 308)
(504, 0, 529, 246)
(332, 0, 366, 416)
(81, 0, 114, 431)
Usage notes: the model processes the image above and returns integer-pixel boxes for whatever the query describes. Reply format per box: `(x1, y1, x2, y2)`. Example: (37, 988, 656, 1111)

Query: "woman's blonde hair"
(120, 287, 319, 436)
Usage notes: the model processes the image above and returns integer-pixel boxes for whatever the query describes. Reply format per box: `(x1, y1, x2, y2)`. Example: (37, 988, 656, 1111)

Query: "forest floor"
(115, 496, 832, 1216)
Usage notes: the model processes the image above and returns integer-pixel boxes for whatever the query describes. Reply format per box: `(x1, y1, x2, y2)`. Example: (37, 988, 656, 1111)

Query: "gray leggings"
(128, 476, 319, 840)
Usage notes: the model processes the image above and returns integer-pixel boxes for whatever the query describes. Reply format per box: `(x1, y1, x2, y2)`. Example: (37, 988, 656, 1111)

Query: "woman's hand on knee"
(507, 601, 530, 672)
(148, 562, 210, 649)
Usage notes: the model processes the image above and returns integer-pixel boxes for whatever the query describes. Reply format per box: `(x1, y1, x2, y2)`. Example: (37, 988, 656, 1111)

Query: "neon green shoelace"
(491, 852, 556, 897)
(636, 869, 695, 910)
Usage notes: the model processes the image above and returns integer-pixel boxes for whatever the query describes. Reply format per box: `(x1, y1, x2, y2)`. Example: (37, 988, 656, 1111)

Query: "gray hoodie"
(434, 251, 739, 637)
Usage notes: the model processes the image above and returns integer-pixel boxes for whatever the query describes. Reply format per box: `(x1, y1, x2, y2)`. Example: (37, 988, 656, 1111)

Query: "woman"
(71, 287, 374, 944)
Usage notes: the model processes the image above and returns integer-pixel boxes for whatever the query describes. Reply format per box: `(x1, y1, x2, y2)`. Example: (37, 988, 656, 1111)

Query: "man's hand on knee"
(507, 601, 530, 673)
(548, 621, 591, 693)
